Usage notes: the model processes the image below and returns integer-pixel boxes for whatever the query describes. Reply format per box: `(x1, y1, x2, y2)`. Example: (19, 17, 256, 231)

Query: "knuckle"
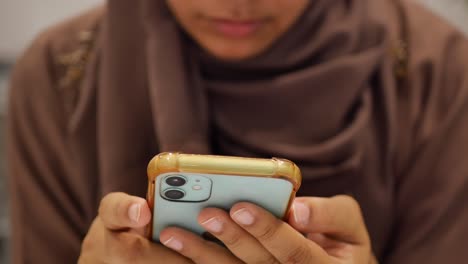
(336, 195, 361, 212)
(222, 231, 243, 248)
(257, 254, 281, 264)
(186, 242, 211, 263)
(99, 192, 119, 216)
(256, 221, 281, 242)
(100, 192, 132, 225)
(283, 245, 312, 264)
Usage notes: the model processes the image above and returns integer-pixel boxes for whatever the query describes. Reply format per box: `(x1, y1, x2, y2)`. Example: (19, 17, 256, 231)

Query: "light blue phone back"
(152, 172, 294, 242)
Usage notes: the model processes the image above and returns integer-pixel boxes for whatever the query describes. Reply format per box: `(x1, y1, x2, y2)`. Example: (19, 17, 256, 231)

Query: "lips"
(211, 18, 263, 38)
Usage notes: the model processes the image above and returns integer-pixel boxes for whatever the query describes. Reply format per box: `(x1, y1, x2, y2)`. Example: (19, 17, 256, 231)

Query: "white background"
(0, 0, 103, 60)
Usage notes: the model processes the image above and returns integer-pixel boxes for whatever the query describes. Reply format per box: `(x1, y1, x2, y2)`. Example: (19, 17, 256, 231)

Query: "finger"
(81, 218, 191, 264)
(105, 228, 193, 264)
(159, 227, 243, 264)
(288, 195, 369, 245)
(198, 208, 279, 264)
(306, 233, 353, 258)
(231, 202, 329, 264)
(98, 192, 151, 232)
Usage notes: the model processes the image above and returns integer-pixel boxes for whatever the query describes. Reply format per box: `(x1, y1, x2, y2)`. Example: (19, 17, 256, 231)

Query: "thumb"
(98, 192, 152, 233)
(288, 195, 370, 245)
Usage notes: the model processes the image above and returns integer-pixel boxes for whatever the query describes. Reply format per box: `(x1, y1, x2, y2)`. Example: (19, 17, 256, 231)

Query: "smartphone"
(146, 152, 302, 242)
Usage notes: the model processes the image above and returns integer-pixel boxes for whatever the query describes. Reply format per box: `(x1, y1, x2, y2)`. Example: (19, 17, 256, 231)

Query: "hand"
(78, 192, 192, 264)
(160, 195, 377, 264)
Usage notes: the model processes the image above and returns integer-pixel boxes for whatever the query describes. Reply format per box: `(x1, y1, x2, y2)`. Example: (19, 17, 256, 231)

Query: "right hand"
(78, 192, 192, 264)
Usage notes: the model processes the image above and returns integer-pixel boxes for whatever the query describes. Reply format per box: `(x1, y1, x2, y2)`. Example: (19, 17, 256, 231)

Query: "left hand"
(159, 195, 377, 264)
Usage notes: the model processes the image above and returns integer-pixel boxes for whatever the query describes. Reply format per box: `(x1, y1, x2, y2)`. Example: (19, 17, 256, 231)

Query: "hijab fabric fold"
(98, 0, 390, 197)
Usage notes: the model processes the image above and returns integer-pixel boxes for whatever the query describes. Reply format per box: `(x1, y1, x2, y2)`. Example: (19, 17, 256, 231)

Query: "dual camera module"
(164, 176, 187, 199)
(161, 174, 212, 202)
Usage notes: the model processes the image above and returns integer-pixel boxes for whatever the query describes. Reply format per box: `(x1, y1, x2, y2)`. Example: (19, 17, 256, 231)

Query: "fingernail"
(232, 208, 255, 226)
(202, 217, 224, 233)
(163, 237, 184, 251)
(128, 203, 141, 223)
(293, 201, 310, 227)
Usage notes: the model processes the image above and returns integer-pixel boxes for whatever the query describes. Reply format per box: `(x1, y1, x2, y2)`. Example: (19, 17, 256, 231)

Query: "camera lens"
(164, 189, 185, 200)
(165, 176, 187, 187)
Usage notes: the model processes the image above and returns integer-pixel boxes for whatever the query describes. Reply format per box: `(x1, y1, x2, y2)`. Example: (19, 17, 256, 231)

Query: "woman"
(7, 0, 468, 263)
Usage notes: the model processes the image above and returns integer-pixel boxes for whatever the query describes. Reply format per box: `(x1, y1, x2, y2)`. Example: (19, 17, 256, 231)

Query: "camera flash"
(192, 185, 202, 191)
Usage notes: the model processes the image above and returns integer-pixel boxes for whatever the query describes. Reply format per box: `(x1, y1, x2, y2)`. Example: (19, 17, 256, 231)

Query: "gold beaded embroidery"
(56, 30, 95, 89)
(392, 39, 408, 80)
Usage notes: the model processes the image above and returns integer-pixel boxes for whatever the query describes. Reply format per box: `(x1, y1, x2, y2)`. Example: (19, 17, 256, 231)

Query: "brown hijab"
(96, 0, 395, 254)
(98, 0, 386, 186)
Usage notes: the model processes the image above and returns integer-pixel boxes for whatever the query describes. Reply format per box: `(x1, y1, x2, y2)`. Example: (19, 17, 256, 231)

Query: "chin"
(210, 51, 256, 61)
(203, 42, 269, 62)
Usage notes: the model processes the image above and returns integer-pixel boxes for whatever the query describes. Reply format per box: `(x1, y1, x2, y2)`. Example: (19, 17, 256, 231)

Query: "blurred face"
(166, 0, 309, 61)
